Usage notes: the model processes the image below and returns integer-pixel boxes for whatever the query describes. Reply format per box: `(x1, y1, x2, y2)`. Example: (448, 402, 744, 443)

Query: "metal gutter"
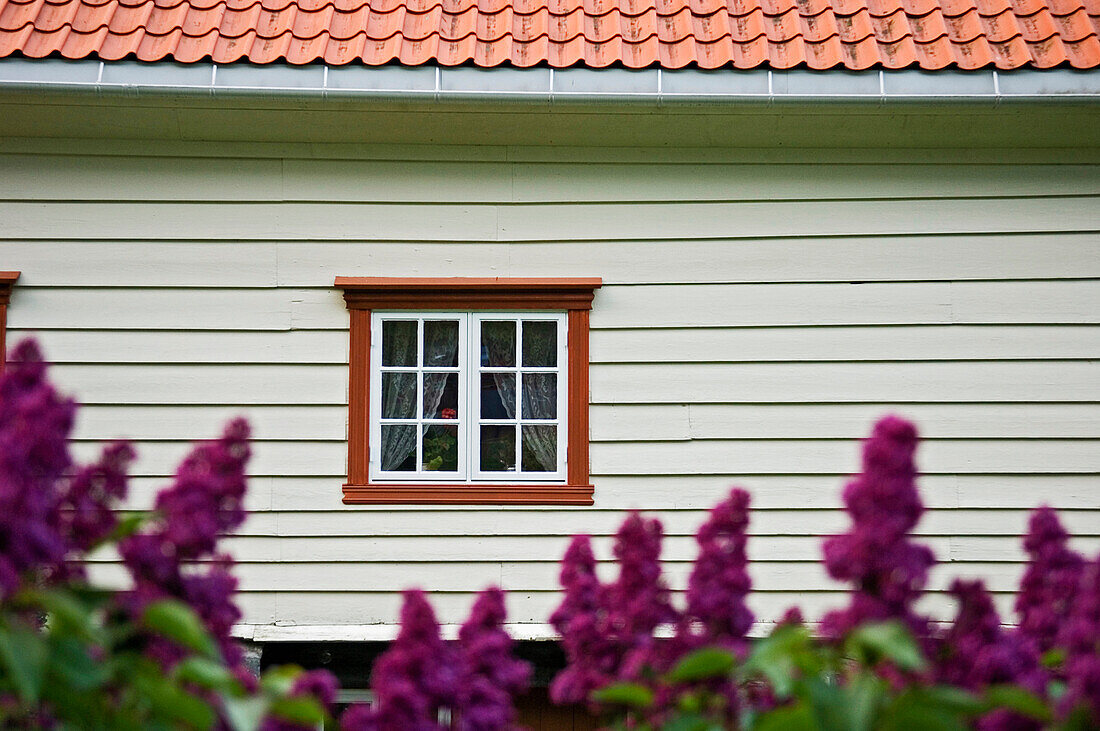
(0, 58, 1097, 103)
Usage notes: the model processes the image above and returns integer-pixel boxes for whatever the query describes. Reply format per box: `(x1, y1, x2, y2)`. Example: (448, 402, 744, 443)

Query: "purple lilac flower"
(153, 418, 250, 559)
(678, 488, 754, 656)
(776, 607, 803, 628)
(939, 579, 1003, 689)
(119, 418, 251, 667)
(59, 442, 134, 558)
(1015, 506, 1085, 656)
(455, 587, 531, 731)
(291, 668, 339, 709)
(939, 579, 1045, 731)
(821, 416, 935, 642)
(339, 703, 376, 731)
(548, 535, 616, 705)
(361, 589, 459, 731)
(1056, 551, 1100, 722)
(0, 339, 76, 597)
(606, 512, 678, 680)
(261, 668, 340, 731)
(180, 560, 243, 666)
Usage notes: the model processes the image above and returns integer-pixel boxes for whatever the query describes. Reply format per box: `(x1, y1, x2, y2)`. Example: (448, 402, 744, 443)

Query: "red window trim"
(0, 271, 19, 371)
(335, 277, 602, 506)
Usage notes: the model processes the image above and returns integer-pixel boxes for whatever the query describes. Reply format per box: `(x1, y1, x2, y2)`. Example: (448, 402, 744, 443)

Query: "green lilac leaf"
(47, 636, 108, 692)
(847, 621, 927, 672)
(223, 695, 269, 731)
(984, 684, 1052, 722)
(909, 686, 984, 715)
(751, 702, 819, 731)
(661, 713, 720, 731)
(133, 673, 216, 729)
(0, 623, 48, 704)
(846, 672, 888, 731)
(664, 648, 737, 684)
(260, 664, 302, 697)
(592, 682, 655, 709)
(742, 624, 814, 699)
(141, 600, 219, 659)
(269, 695, 326, 725)
(174, 656, 239, 691)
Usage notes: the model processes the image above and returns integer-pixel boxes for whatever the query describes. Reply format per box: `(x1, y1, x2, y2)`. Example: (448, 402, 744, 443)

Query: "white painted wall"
(3, 143, 1098, 639)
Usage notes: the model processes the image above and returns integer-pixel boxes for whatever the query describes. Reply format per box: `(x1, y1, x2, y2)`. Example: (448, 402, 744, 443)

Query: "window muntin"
(370, 311, 567, 483)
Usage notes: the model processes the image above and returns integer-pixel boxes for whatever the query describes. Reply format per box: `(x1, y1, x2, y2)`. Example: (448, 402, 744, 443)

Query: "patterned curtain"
(380, 321, 459, 471)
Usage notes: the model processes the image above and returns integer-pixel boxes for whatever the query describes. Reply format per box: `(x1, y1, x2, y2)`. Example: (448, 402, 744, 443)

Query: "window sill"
(342, 483, 594, 505)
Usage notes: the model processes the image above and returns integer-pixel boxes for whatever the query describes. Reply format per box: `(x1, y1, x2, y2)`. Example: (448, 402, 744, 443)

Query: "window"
(336, 277, 602, 505)
(372, 313, 566, 482)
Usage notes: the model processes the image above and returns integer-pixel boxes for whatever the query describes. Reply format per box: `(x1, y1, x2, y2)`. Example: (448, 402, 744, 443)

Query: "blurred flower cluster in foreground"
(0, 338, 1097, 730)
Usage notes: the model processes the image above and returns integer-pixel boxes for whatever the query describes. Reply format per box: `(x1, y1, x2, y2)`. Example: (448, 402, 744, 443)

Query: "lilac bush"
(940, 579, 1047, 731)
(550, 491, 754, 725)
(343, 587, 531, 731)
(605, 513, 678, 681)
(549, 511, 683, 721)
(548, 415, 1100, 730)
(59, 441, 134, 557)
(1057, 552, 1100, 722)
(678, 488, 753, 656)
(820, 415, 935, 643)
(548, 535, 615, 705)
(344, 589, 459, 730)
(0, 339, 77, 597)
(456, 587, 532, 730)
(4, 339, 1100, 730)
(0, 339, 334, 729)
(119, 417, 251, 668)
(1016, 506, 1086, 656)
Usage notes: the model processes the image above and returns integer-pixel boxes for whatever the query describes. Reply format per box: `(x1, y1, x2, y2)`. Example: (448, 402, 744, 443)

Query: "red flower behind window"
(442, 408, 457, 420)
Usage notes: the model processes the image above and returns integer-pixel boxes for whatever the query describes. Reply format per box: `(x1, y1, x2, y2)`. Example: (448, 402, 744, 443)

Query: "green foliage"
(983, 684, 1052, 722)
(142, 600, 221, 659)
(592, 682, 655, 709)
(845, 622, 927, 673)
(585, 617, 1080, 731)
(0, 584, 329, 729)
(665, 648, 738, 685)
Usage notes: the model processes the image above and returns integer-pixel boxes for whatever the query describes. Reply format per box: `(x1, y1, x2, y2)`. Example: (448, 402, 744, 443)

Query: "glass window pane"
(422, 424, 459, 472)
(481, 321, 516, 367)
(380, 424, 416, 471)
(424, 320, 459, 367)
(480, 373, 516, 420)
(423, 373, 459, 419)
(522, 425, 556, 472)
(381, 372, 417, 419)
(521, 373, 557, 419)
(522, 320, 557, 367)
(480, 425, 516, 472)
(382, 320, 417, 366)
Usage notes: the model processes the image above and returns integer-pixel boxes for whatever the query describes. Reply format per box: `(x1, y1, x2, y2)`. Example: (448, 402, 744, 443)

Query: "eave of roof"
(1, 57, 1098, 102)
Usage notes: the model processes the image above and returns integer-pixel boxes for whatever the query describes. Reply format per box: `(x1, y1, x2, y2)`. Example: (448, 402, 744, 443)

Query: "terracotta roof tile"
(0, 0, 1095, 66)
(0, 0, 43, 31)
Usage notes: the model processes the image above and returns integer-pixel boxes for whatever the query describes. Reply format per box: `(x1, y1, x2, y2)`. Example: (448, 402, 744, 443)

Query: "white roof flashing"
(1, 57, 1098, 103)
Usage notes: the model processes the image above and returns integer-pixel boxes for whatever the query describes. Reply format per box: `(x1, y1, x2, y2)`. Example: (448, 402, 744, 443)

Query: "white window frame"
(368, 311, 568, 484)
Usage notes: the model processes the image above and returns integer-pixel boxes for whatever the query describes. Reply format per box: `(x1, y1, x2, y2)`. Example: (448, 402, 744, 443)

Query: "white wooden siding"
(4, 143, 1099, 636)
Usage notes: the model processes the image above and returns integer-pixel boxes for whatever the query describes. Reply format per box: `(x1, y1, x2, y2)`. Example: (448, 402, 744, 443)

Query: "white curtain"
(521, 379, 557, 470)
(484, 322, 557, 472)
(380, 322, 458, 471)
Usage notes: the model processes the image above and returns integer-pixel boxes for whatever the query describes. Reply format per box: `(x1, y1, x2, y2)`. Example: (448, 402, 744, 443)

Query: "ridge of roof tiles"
(0, 0, 1097, 68)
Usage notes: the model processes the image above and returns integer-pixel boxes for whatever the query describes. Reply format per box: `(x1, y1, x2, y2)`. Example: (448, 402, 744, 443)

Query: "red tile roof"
(0, 0, 1097, 69)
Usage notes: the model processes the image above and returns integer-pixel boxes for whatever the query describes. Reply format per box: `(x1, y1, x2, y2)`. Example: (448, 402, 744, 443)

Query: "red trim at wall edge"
(0, 271, 20, 371)
(342, 484, 595, 506)
(336, 276, 602, 506)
